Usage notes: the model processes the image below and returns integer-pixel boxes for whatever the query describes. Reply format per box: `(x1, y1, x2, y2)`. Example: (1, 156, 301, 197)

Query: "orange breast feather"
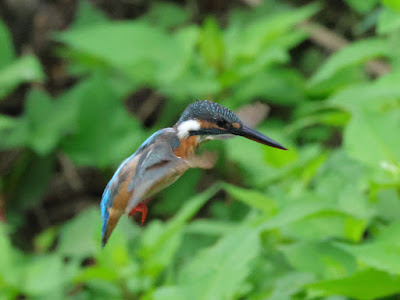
(173, 136, 199, 159)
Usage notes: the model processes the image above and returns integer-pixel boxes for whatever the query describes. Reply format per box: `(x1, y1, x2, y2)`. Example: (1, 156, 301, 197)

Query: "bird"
(100, 100, 287, 247)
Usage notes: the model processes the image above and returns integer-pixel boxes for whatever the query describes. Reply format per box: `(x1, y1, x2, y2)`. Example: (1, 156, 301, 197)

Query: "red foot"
(128, 203, 148, 225)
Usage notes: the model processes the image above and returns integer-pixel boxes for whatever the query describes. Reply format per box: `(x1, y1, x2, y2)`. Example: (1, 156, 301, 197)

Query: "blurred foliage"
(1, 0, 400, 299)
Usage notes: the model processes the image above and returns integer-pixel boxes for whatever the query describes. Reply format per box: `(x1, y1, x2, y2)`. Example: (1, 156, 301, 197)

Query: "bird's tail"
(101, 208, 122, 248)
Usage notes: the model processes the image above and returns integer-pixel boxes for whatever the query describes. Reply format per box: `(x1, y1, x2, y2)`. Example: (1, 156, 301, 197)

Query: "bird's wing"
(125, 141, 190, 214)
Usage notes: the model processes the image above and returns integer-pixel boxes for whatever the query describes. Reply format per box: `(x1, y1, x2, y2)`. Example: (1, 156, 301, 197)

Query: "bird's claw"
(128, 203, 148, 225)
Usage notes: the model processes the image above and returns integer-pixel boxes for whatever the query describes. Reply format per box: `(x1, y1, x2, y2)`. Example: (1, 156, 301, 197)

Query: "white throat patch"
(177, 120, 201, 139)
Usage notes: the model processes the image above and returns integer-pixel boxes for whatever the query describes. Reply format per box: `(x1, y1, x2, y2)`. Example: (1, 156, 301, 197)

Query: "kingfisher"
(100, 100, 286, 247)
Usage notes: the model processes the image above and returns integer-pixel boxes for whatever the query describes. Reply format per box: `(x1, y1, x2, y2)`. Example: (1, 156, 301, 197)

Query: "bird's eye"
(216, 119, 229, 128)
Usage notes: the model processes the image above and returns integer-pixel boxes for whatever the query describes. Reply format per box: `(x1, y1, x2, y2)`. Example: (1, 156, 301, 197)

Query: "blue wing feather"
(100, 129, 167, 246)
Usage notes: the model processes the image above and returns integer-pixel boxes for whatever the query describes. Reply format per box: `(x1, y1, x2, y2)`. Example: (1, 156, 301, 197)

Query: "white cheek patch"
(177, 120, 201, 139)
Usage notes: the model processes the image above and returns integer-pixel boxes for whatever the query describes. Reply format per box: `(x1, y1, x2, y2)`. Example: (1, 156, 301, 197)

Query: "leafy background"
(1, 0, 400, 299)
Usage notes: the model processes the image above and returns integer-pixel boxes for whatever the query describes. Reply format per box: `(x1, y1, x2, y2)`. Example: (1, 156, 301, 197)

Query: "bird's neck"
(173, 134, 201, 159)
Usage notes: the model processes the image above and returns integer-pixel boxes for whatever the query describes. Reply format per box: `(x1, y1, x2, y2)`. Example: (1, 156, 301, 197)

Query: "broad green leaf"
(57, 208, 101, 258)
(0, 20, 15, 69)
(140, 185, 220, 281)
(235, 4, 319, 58)
(0, 55, 44, 99)
(283, 211, 366, 242)
(344, 108, 400, 167)
(375, 189, 400, 222)
(142, 2, 189, 29)
(268, 272, 315, 300)
(185, 219, 236, 236)
(282, 241, 357, 279)
(223, 183, 277, 215)
(259, 197, 332, 231)
(56, 22, 183, 84)
(231, 67, 306, 105)
(199, 17, 225, 71)
(0, 224, 21, 292)
(314, 150, 373, 220)
(344, 0, 379, 14)
(61, 75, 144, 167)
(0, 115, 17, 130)
(141, 184, 220, 256)
(71, 0, 109, 29)
(310, 39, 390, 86)
(338, 222, 400, 275)
(153, 227, 260, 300)
(8, 154, 55, 212)
(382, 0, 400, 12)
(25, 89, 76, 155)
(307, 269, 400, 299)
(23, 255, 66, 296)
(328, 79, 400, 112)
(377, 7, 400, 34)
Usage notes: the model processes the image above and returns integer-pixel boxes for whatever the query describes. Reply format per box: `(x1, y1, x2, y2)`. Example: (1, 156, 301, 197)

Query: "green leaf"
(70, 0, 109, 29)
(223, 183, 277, 215)
(23, 255, 66, 296)
(141, 2, 189, 29)
(233, 4, 319, 59)
(337, 222, 400, 275)
(0, 20, 15, 69)
(140, 185, 220, 280)
(61, 75, 144, 167)
(8, 154, 55, 212)
(268, 272, 315, 300)
(382, 0, 400, 12)
(307, 269, 400, 299)
(0, 115, 17, 131)
(344, 0, 379, 14)
(310, 39, 390, 86)
(153, 227, 260, 300)
(57, 208, 101, 258)
(199, 17, 225, 71)
(231, 67, 306, 105)
(25, 89, 76, 155)
(377, 7, 400, 34)
(141, 184, 220, 256)
(56, 22, 183, 85)
(282, 241, 357, 279)
(259, 197, 331, 231)
(344, 108, 400, 167)
(0, 55, 45, 99)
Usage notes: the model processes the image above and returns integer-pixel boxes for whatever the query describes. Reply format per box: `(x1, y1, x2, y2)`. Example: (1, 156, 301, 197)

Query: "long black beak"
(230, 125, 287, 150)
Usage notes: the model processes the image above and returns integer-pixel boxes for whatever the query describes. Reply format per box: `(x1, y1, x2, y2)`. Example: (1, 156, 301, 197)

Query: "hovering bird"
(100, 100, 286, 247)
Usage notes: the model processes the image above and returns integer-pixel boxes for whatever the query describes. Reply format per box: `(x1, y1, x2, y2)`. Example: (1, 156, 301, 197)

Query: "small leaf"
(377, 7, 400, 34)
(23, 255, 65, 296)
(337, 222, 400, 275)
(307, 269, 400, 299)
(141, 2, 189, 29)
(282, 241, 357, 279)
(344, 0, 379, 14)
(223, 183, 277, 215)
(344, 108, 400, 167)
(70, 0, 109, 29)
(57, 208, 101, 258)
(310, 39, 390, 86)
(153, 227, 260, 300)
(61, 75, 145, 167)
(0, 55, 44, 99)
(0, 20, 15, 69)
(199, 17, 225, 71)
(382, 0, 400, 12)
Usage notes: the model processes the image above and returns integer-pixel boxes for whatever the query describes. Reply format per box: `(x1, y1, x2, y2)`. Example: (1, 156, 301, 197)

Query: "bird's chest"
(173, 136, 199, 159)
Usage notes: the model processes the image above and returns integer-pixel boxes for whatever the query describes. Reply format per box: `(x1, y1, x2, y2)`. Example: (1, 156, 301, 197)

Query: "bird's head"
(175, 100, 287, 150)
